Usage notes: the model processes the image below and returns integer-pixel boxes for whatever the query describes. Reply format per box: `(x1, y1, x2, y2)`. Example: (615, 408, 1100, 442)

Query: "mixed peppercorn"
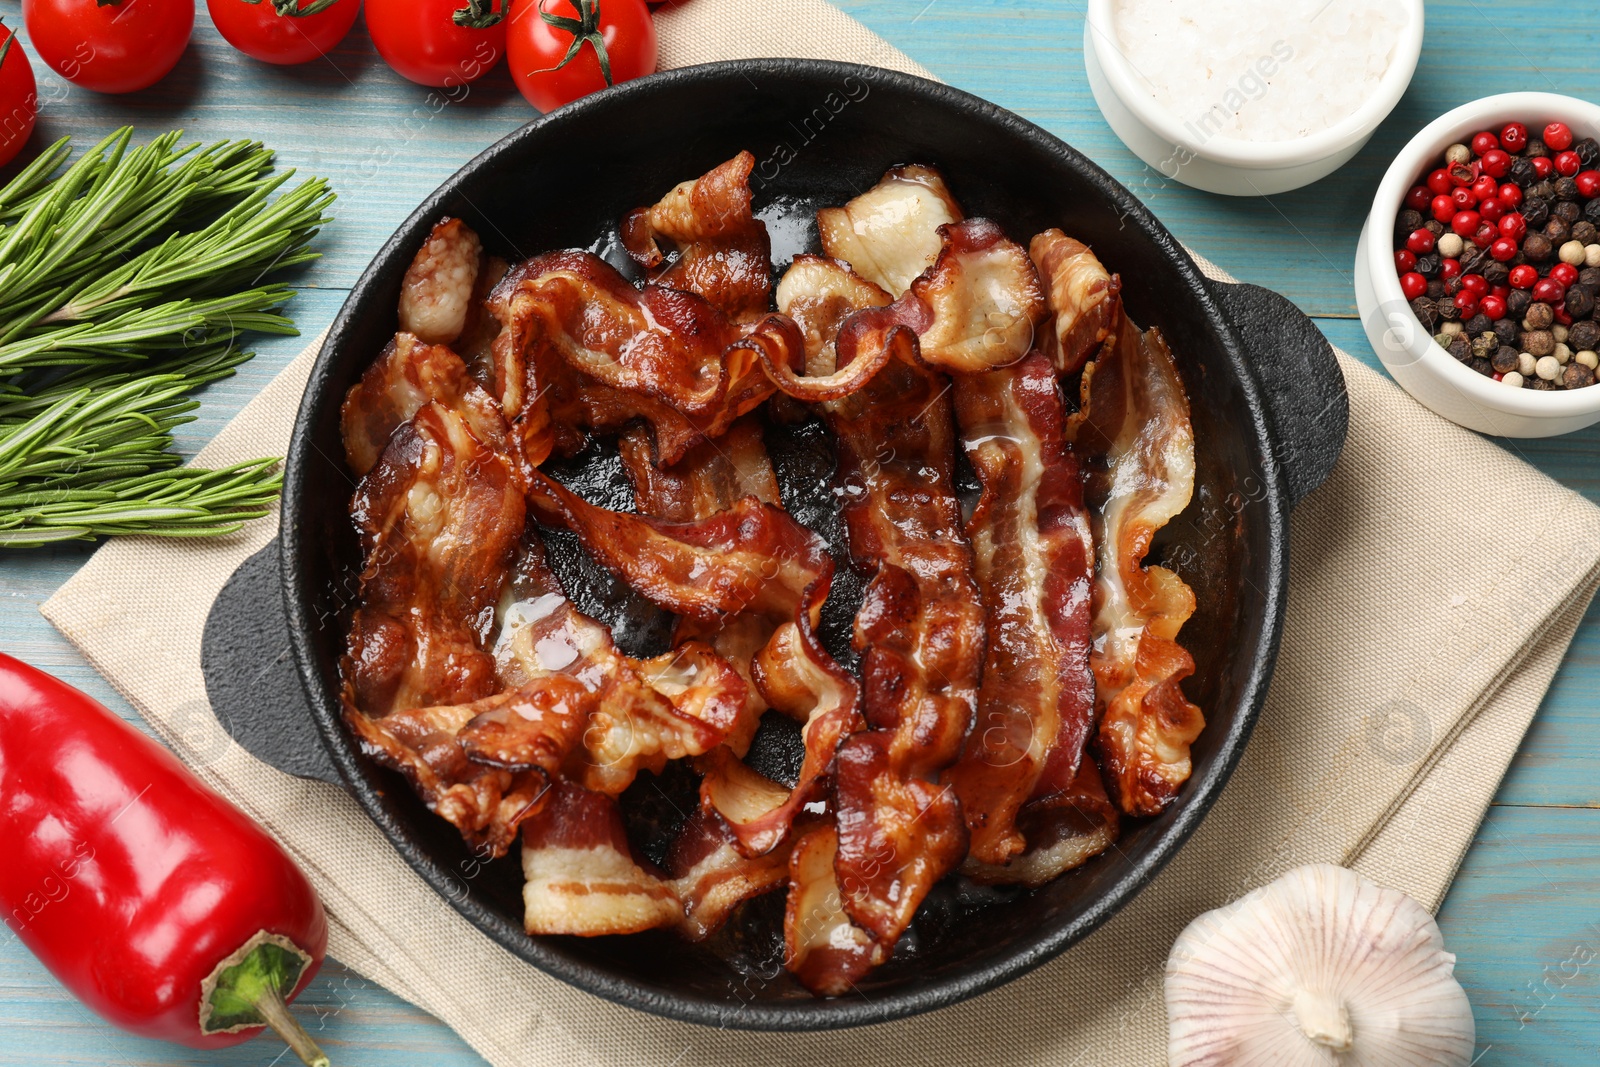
(1394, 121, 1600, 390)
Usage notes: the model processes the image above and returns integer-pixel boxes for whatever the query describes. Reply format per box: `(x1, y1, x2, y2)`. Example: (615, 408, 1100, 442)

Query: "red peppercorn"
(1405, 185, 1434, 212)
(1473, 221, 1497, 248)
(1556, 150, 1582, 177)
(1440, 257, 1462, 280)
(1451, 186, 1475, 210)
(1499, 182, 1524, 208)
(1406, 228, 1436, 254)
(1490, 236, 1519, 262)
(1481, 294, 1508, 320)
(1551, 262, 1580, 288)
(1510, 263, 1539, 288)
(1533, 156, 1555, 179)
(1479, 197, 1506, 223)
(1427, 167, 1452, 194)
(1471, 131, 1499, 156)
(1499, 212, 1528, 241)
(1501, 122, 1528, 151)
(1431, 194, 1457, 222)
(1471, 174, 1499, 201)
(1451, 210, 1480, 236)
(1556, 303, 1574, 326)
(1450, 163, 1475, 186)
(1534, 277, 1567, 304)
(1461, 273, 1489, 295)
(1492, 284, 1511, 300)
(1394, 249, 1417, 273)
(1454, 289, 1480, 313)
(1481, 148, 1512, 178)
(1400, 271, 1427, 300)
(1576, 170, 1600, 199)
(1544, 122, 1574, 151)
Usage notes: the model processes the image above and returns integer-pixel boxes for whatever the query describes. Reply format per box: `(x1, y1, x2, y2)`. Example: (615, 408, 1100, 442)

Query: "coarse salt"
(1111, 0, 1409, 144)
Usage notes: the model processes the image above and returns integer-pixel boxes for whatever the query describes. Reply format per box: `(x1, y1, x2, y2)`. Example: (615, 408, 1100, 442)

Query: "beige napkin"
(41, 3, 1600, 1065)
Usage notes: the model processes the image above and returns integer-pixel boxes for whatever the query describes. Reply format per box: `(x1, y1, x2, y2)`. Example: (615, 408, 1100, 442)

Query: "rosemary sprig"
(0, 128, 335, 547)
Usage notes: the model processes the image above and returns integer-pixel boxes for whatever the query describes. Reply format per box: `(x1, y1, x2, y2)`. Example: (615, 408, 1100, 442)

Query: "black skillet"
(202, 59, 1348, 1032)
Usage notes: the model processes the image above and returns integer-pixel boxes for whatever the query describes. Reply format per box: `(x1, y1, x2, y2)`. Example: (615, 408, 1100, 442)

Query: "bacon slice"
(765, 256, 893, 400)
(340, 332, 505, 476)
(784, 823, 883, 996)
(521, 780, 682, 936)
(1031, 229, 1122, 376)
(943, 351, 1099, 867)
(1073, 317, 1204, 816)
(399, 217, 483, 345)
(619, 416, 779, 524)
(826, 342, 982, 951)
(961, 758, 1120, 888)
(664, 808, 791, 941)
(621, 151, 774, 323)
(818, 164, 964, 297)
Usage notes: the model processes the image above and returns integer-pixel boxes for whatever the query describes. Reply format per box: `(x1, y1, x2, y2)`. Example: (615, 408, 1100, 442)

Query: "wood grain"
(0, 1, 1596, 1064)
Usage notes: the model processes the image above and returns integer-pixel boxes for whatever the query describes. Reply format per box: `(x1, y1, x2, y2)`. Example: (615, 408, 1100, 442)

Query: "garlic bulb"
(1165, 864, 1474, 1066)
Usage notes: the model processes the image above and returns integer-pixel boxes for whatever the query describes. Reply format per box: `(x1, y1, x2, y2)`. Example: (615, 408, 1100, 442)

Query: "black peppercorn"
(1556, 201, 1582, 225)
(1464, 313, 1492, 336)
(1462, 244, 1494, 275)
(1563, 362, 1596, 389)
(1444, 276, 1464, 297)
(1573, 221, 1599, 245)
(1416, 252, 1441, 277)
(1425, 219, 1446, 238)
(1495, 318, 1520, 346)
(1510, 157, 1539, 186)
(1524, 197, 1552, 227)
(1528, 138, 1550, 158)
(1484, 261, 1511, 287)
(1522, 329, 1557, 357)
(1567, 284, 1595, 319)
(1469, 356, 1495, 376)
(1556, 177, 1583, 202)
(1568, 320, 1600, 351)
(1580, 266, 1600, 290)
(1576, 137, 1600, 169)
(1587, 199, 1600, 226)
(1545, 217, 1572, 244)
(1428, 278, 1446, 299)
(1524, 233, 1556, 262)
(1397, 208, 1424, 239)
(1528, 180, 1558, 201)
(1508, 288, 1533, 317)
(1411, 297, 1439, 331)
(1437, 297, 1461, 321)
(1530, 375, 1560, 390)
(1471, 333, 1497, 361)
(1492, 346, 1521, 374)
(1525, 302, 1556, 329)
(1448, 334, 1472, 361)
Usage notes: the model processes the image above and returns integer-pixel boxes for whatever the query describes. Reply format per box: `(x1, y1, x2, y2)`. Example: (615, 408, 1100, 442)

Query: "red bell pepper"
(0, 652, 332, 1066)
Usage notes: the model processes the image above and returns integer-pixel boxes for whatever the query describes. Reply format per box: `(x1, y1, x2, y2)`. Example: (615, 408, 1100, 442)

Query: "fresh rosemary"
(0, 128, 334, 547)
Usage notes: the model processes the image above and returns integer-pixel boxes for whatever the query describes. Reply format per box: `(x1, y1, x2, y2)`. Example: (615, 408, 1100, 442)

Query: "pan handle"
(201, 539, 346, 787)
(1206, 280, 1349, 509)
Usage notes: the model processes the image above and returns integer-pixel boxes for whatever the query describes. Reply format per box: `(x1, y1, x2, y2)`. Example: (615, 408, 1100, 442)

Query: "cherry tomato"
(0, 22, 37, 168)
(366, 0, 505, 88)
(507, 0, 657, 113)
(208, 0, 361, 66)
(22, 0, 192, 94)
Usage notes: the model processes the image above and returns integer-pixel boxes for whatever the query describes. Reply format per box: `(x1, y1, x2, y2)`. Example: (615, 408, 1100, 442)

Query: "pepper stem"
(199, 930, 330, 1067)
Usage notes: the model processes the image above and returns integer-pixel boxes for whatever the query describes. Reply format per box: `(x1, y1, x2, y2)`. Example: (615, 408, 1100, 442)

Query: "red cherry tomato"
(0, 22, 37, 168)
(366, 0, 505, 88)
(507, 0, 657, 113)
(22, 0, 192, 94)
(208, 0, 361, 66)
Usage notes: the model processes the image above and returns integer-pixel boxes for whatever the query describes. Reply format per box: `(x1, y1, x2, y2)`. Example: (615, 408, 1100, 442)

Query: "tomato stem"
(532, 0, 615, 88)
(0, 27, 12, 68)
(240, 0, 347, 16)
(453, 0, 504, 29)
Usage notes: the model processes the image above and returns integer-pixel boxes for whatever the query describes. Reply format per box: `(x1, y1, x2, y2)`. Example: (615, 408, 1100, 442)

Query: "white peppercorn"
(1441, 321, 1464, 336)
(1556, 342, 1574, 365)
(1579, 350, 1600, 369)
(1561, 240, 1587, 265)
(1518, 351, 1538, 376)
(1554, 323, 1570, 343)
(1587, 243, 1600, 269)
(1502, 371, 1525, 388)
(1537, 354, 1562, 380)
(1445, 143, 1472, 165)
(1437, 232, 1465, 259)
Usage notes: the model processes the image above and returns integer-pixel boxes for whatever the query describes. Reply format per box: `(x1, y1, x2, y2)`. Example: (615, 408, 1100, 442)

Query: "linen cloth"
(42, 3, 1600, 1064)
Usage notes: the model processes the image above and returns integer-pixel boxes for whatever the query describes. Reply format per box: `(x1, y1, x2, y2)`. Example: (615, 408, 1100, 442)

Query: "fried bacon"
(521, 780, 682, 936)
(622, 151, 774, 323)
(942, 351, 1099, 867)
(962, 758, 1120, 888)
(1031, 229, 1122, 376)
(784, 823, 883, 996)
(826, 344, 982, 952)
(665, 809, 791, 941)
(619, 416, 779, 524)
(818, 164, 964, 297)
(399, 217, 484, 345)
(340, 332, 505, 477)
(765, 256, 893, 401)
(1073, 318, 1204, 817)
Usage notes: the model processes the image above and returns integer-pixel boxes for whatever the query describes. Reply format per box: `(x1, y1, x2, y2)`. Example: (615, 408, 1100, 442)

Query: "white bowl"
(1084, 0, 1424, 196)
(1356, 92, 1600, 438)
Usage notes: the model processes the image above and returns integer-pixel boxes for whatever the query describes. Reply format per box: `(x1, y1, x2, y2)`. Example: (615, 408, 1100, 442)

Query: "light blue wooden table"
(2, 1, 1597, 1063)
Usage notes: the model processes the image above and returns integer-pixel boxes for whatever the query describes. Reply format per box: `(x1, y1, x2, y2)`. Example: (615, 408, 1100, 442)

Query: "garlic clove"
(1165, 864, 1474, 1067)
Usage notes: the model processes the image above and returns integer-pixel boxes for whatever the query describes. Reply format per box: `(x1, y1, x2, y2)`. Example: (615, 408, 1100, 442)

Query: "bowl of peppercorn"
(1357, 92, 1600, 437)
